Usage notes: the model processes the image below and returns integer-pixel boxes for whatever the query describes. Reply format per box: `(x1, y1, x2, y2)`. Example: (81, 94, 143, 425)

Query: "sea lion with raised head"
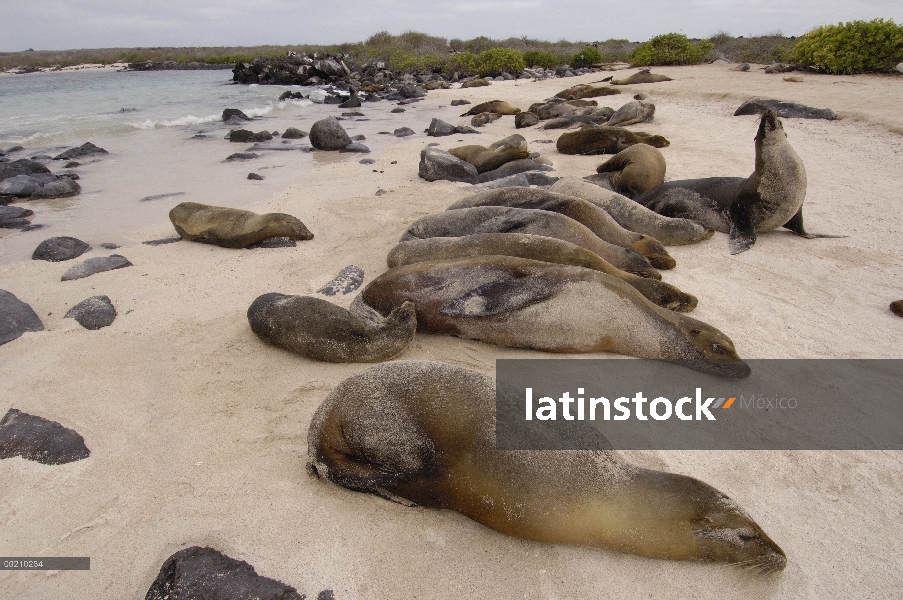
(169, 202, 313, 249)
(633, 110, 840, 254)
(557, 127, 670, 155)
(247, 294, 415, 362)
(401, 206, 661, 279)
(308, 360, 784, 568)
(460, 100, 521, 116)
(361, 256, 750, 376)
(595, 144, 667, 198)
(386, 233, 697, 312)
(447, 187, 675, 269)
(550, 178, 713, 245)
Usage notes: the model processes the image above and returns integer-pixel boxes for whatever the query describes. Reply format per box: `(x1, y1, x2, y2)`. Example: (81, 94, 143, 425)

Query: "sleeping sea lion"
(595, 144, 667, 198)
(447, 187, 675, 269)
(554, 84, 621, 99)
(169, 202, 313, 249)
(633, 110, 840, 254)
(401, 206, 661, 279)
(461, 100, 521, 117)
(606, 96, 656, 127)
(247, 294, 415, 362)
(550, 178, 713, 245)
(361, 256, 750, 377)
(557, 127, 670, 155)
(307, 361, 784, 568)
(448, 134, 530, 173)
(611, 70, 674, 85)
(386, 233, 697, 312)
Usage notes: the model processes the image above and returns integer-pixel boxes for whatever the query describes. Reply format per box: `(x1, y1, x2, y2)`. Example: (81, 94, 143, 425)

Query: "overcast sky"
(4, 1, 902, 52)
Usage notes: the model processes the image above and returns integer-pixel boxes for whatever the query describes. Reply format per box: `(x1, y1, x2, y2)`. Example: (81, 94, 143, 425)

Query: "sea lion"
(337, 88, 361, 109)
(633, 110, 839, 254)
(529, 100, 597, 120)
(556, 127, 670, 155)
(386, 233, 697, 312)
(448, 187, 675, 269)
(307, 361, 784, 567)
(470, 113, 503, 127)
(247, 293, 415, 362)
(554, 84, 621, 99)
(550, 178, 713, 245)
(611, 70, 674, 85)
(360, 256, 750, 377)
(169, 202, 313, 249)
(448, 134, 530, 174)
(461, 78, 491, 88)
(461, 100, 521, 116)
(606, 96, 656, 127)
(401, 206, 661, 279)
(515, 112, 539, 128)
(540, 109, 614, 130)
(596, 144, 667, 198)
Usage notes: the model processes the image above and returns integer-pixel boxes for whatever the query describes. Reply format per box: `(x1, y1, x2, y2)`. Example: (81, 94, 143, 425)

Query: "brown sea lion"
(596, 144, 667, 198)
(401, 206, 661, 279)
(611, 70, 674, 85)
(461, 100, 521, 116)
(554, 84, 621, 99)
(556, 127, 670, 155)
(360, 257, 751, 376)
(448, 134, 530, 174)
(169, 202, 313, 249)
(461, 78, 491, 88)
(308, 361, 785, 567)
(247, 293, 415, 362)
(470, 113, 503, 127)
(633, 111, 840, 254)
(386, 233, 697, 312)
(515, 112, 540, 128)
(448, 187, 675, 269)
(550, 178, 713, 246)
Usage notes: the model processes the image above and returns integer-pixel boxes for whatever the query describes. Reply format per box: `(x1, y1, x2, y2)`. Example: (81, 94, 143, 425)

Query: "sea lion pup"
(550, 178, 713, 245)
(611, 69, 674, 85)
(557, 127, 670, 155)
(308, 361, 784, 567)
(401, 206, 661, 279)
(633, 110, 840, 254)
(595, 144, 667, 198)
(448, 187, 675, 269)
(448, 134, 530, 173)
(247, 293, 415, 362)
(470, 113, 503, 127)
(386, 234, 697, 312)
(169, 202, 313, 249)
(361, 256, 750, 377)
(461, 100, 521, 117)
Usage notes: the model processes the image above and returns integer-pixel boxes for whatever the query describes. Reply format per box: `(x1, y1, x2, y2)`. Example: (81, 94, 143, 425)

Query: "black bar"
(0, 557, 90, 570)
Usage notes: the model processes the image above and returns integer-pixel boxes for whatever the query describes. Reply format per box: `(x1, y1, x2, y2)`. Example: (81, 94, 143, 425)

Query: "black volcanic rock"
(145, 546, 303, 600)
(0, 409, 90, 465)
(32, 236, 90, 262)
(65, 295, 117, 330)
(227, 130, 273, 143)
(317, 265, 364, 296)
(0, 289, 43, 346)
(222, 108, 251, 121)
(52, 142, 108, 160)
(309, 116, 352, 150)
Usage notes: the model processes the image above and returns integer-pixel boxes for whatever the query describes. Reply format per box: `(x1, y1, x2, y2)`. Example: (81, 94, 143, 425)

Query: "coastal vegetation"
(1, 21, 900, 74)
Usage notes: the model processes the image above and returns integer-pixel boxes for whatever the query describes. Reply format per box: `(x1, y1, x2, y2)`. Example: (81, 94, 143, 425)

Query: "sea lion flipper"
(439, 277, 559, 317)
(728, 205, 757, 255)
(782, 208, 846, 239)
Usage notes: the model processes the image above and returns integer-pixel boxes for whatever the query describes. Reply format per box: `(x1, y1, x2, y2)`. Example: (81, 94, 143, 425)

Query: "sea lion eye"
(691, 328, 701, 335)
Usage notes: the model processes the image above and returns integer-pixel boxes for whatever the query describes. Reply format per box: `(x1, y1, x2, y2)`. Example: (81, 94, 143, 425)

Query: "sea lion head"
(755, 110, 785, 144)
(672, 315, 751, 378)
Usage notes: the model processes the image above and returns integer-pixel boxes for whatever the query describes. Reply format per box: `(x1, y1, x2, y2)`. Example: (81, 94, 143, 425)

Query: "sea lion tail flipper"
(728, 206, 757, 255)
(782, 209, 846, 239)
(439, 277, 560, 317)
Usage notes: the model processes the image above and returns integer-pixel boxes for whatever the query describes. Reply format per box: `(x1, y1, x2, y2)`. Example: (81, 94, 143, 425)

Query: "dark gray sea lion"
(169, 202, 313, 249)
(557, 127, 670, 155)
(448, 134, 530, 174)
(633, 110, 839, 254)
(734, 98, 837, 120)
(247, 293, 416, 363)
(461, 100, 521, 116)
(338, 88, 361, 109)
(361, 257, 750, 376)
(515, 112, 540, 128)
(606, 96, 656, 127)
(401, 206, 661, 279)
(596, 144, 667, 198)
(387, 234, 697, 312)
(448, 187, 675, 269)
(308, 361, 784, 566)
(550, 178, 713, 245)
(611, 70, 674, 85)
(554, 84, 621, 99)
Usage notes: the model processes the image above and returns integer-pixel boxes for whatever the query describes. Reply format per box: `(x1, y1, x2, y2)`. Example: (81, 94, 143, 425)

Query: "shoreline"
(1, 64, 902, 598)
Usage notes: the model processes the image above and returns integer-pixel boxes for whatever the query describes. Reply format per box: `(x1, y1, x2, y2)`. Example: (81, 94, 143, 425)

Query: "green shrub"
(473, 47, 526, 76)
(630, 33, 714, 66)
(522, 50, 560, 69)
(449, 52, 478, 75)
(789, 18, 903, 74)
(570, 46, 603, 68)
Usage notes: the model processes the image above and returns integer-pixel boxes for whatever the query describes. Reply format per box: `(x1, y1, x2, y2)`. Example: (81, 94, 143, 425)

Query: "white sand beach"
(1, 63, 902, 598)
